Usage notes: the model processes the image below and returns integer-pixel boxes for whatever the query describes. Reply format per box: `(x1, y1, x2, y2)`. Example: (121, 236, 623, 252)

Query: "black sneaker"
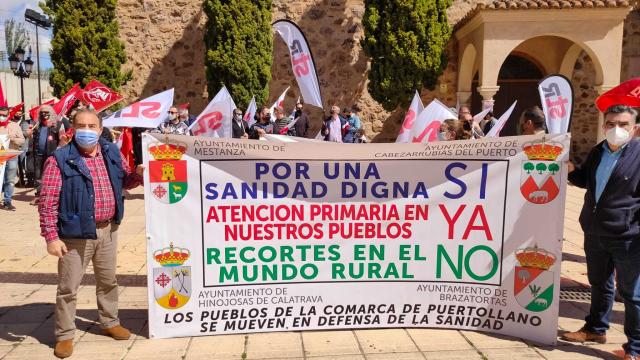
(4, 203, 16, 211)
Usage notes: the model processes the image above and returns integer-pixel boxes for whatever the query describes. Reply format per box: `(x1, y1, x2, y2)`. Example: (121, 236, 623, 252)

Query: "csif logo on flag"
(153, 243, 191, 310)
(520, 139, 563, 204)
(148, 141, 188, 204)
(513, 245, 557, 312)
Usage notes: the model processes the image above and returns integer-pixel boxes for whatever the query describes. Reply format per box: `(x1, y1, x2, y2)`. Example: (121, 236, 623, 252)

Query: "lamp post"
(25, 9, 52, 106)
(8, 47, 34, 119)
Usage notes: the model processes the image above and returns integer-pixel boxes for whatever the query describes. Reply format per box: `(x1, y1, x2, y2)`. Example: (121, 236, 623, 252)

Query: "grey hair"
(605, 105, 638, 121)
(38, 104, 59, 123)
(72, 108, 102, 127)
(178, 108, 188, 115)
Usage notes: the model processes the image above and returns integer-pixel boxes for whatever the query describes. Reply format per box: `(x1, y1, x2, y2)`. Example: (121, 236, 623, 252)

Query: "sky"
(0, 0, 53, 70)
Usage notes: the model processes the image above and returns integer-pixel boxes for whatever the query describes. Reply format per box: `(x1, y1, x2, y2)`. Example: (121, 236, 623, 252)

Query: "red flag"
(119, 127, 135, 170)
(8, 103, 24, 120)
(79, 79, 124, 112)
(53, 83, 82, 116)
(29, 99, 56, 122)
(596, 77, 640, 112)
(0, 80, 7, 107)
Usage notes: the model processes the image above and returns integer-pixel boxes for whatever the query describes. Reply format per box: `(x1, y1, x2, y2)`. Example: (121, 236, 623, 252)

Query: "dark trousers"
(584, 235, 640, 355)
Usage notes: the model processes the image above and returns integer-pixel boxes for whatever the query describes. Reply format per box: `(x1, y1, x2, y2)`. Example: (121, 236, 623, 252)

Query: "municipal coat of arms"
(153, 243, 191, 310)
(514, 245, 556, 312)
(520, 139, 563, 204)
(149, 141, 188, 204)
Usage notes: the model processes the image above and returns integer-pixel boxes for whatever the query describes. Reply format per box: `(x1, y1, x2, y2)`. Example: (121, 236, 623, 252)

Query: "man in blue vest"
(38, 109, 143, 358)
(561, 105, 640, 360)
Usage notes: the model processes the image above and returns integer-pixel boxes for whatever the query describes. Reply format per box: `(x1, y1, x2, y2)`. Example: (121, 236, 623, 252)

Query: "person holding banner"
(519, 106, 547, 135)
(438, 119, 471, 141)
(274, 106, 295, 136)
(232, 108, 249, 139)
(250, 106, 275, 139)
(293, 100, 310, 138)
(562, 105, 640, 360)
(322, 105, 344, 142)
(153, 106, 190, 135)
(459, 106, 484, 139)
(38, 109, 144, 359)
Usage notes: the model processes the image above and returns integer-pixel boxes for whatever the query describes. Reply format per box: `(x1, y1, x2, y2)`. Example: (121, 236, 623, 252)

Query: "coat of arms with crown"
(152, 243, 191, 310)
(148, 141, 188, 204)
(513, 245, 556, 312)
(520, 138, 563, 204)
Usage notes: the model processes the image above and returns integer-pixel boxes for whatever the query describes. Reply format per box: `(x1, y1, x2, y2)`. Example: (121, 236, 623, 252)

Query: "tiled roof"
(453, 0, 631, 30)
(479, 0, 629, 10)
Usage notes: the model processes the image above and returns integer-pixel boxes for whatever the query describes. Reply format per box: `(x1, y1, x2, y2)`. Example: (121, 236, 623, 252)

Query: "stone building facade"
(116, 0, 638, 161)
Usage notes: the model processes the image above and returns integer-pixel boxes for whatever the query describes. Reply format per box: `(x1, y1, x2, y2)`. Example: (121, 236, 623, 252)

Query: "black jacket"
(294, 111, 310, 138)
(232, 119, 249, 139)
(569, 139, 640, 239)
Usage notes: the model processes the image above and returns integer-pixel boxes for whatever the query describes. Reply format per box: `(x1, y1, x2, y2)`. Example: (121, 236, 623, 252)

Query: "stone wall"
(115, 0, 635, 147)
(569, 52, 599, 164)
(621, 10, 640, 81)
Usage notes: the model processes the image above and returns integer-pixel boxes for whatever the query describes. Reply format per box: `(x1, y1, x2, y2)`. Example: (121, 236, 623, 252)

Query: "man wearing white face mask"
(562, 105, 640, 360)
(38, 109, 144, 358)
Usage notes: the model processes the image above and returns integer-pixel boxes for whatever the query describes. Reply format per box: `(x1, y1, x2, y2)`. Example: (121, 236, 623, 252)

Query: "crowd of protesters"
(1, 96, 547, 211)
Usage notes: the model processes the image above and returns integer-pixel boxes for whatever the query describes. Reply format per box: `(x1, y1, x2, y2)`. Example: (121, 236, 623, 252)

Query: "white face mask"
(605, 126, 632, 147)
(437, 131, 449, 141)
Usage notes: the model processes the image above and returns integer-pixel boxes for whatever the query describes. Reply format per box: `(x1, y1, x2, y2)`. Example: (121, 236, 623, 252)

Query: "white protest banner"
(396, 91, 425, 143)
(244, 96, 257, 128)
(538, 75, 573, 134)
(103, 89, 174, 128)
(143, 132, 569, 344)
(190, 86, 236, 138)
(486, 101, 518, 138)
(270, 87, 289, 122)
(273, 20, 323, 109)
(410, 99, 458, 143)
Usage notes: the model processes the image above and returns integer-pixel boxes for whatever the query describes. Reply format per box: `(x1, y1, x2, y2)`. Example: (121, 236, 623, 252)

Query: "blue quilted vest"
(53, 138, 125, 239)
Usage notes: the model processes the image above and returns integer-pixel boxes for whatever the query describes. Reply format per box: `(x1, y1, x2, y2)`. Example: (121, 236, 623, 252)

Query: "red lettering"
(439, 204, 466, 239)
(292, 53, 310, 76)
(413, 120, 442, 143)
(140, 102, 162, 118)
(462, 205, 493, 240)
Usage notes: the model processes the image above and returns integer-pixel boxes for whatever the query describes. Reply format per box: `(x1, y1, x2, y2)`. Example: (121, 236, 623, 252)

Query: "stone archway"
(471, 53, 545, 136)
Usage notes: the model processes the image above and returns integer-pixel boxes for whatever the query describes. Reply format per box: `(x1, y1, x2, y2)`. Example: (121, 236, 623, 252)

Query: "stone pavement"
(0, 185, 629, 359)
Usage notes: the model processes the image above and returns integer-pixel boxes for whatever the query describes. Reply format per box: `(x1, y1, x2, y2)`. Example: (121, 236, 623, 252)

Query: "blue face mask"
(75, 129, 99, 148)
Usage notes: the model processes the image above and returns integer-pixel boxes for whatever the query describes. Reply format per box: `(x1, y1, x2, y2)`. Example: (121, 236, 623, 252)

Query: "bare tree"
(4, 19, 31, 56)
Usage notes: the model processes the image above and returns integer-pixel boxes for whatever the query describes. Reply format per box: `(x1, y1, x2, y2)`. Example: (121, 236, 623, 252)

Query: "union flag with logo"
(148, 141, 188, 204)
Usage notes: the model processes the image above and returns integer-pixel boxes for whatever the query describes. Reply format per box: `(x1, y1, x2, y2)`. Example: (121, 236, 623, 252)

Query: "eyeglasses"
(234, 113, 243, 116)
(168, 111, 178, 114)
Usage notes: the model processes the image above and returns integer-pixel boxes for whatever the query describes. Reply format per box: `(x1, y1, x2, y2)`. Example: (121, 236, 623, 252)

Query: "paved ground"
(0, 185, 630, 359)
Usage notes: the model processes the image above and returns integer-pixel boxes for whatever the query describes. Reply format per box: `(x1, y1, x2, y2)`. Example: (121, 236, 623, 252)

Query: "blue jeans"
(584, 235, 640, 355)
(2, 157, 18, 205)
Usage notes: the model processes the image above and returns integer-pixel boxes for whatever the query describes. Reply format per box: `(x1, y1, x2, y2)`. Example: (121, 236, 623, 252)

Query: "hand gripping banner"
(143, 133, 569, 344)
(273, 20, 323, 109)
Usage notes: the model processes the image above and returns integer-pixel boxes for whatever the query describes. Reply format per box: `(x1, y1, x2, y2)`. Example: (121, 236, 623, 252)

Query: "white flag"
(396, 90, 425, 143)
(486, 101, 518, 138)
(270, 87, 289, 122)
(189, 86, 236, 138)
(538, 74, 573, 134)
(410, 99, 458, 143)
(473, 107, 493, 124)
(103, 88, 174, 128)
(244, 96, 257, 128)
(273, 20, 323, 109)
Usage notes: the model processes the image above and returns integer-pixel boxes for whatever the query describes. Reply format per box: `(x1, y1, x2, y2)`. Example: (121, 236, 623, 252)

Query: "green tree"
(548, 163, 559, 175)
(203, 0, 272, 108)
(4, 19, 30, 57)
(523, 162, 534, 174)
(536, 163, 547, 174)
(361, 0, 452, 111)
(42, 0, 130, 96)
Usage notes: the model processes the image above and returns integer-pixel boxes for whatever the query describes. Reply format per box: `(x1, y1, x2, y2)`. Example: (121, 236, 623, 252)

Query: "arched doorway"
(471, 54, 545, 136)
